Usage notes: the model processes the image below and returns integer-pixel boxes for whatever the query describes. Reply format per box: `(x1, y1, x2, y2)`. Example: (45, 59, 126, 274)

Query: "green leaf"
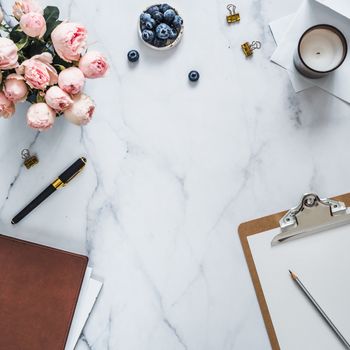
(15, 36, 29, 50)
(36, 93, 45, 103)
(53, 54, 71, 68)
(43, 6, 60, 23)
(9, 24, 26, 42)
(43, 6, 61, 40)
(22, 39, 48, 58)
(53, 64, 66, 72)
(44, 19, 62, 41)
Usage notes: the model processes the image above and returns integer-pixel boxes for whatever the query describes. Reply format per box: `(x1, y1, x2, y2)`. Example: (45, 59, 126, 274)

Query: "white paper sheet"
(248, 224, 350, 350)
(270, 14, 315, 92)
(270, 0, 350, 101)
(65, 269, 103, 350)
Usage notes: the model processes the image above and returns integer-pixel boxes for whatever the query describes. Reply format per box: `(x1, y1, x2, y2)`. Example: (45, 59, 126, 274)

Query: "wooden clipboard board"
(238, 192, 350, 350)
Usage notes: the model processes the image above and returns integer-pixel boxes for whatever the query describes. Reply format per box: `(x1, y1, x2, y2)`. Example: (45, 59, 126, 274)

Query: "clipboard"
(238, 192, 350, 350)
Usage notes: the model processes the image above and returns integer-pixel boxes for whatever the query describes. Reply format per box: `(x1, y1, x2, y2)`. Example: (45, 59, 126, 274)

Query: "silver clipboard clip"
(271, 193, 350, 246)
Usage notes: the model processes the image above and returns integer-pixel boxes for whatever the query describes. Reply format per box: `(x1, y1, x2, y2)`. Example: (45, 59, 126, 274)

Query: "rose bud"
(58, 67, 85, 95)
(3, 74, 28, 103)
(79, 51, 109, 79)
(64, 94, 95, 126)
(0, 92, 15, 118)
(13, 0, 43, 20)
(17, 52, 58, 90)
(0, 9, 4, 23)
(20, 12, 46, 38)
(26, 103, 56, 131)
(51, 23, 87, 62)
(0, 38, 18, 70)
(45, 86, 73, 112)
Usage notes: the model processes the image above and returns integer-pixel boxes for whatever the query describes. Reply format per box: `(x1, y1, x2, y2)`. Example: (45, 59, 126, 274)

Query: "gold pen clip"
(65, 167, 85, 184)
(64, 158, 87, 184)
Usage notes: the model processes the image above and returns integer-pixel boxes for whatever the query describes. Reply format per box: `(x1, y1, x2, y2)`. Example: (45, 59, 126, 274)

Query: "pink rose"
(20, 12, 46, 38)
(4, 74, 28, 103)
(64, 94, 95, 125)
(0, 38, 18, 69)
(45, 86, 73, 112)
(26, 103, 56, 131)
(0, 92, 15, 118)
(51, 23, 87, 62)
(17, 52, 58, 90)
(13, 0, 43, 20)
(58, 67, 85, 95)
(79, 51, 109, 79)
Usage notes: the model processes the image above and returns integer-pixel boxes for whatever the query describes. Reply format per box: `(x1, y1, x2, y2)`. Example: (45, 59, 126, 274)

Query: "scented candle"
(294, 25, 347, 78)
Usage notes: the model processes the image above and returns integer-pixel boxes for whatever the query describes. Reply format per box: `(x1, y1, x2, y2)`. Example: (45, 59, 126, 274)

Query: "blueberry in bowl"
(139, 4, 184, 50)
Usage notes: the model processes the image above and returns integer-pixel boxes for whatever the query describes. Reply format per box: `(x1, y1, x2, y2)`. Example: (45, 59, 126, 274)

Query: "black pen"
(11, 157, 87, 225)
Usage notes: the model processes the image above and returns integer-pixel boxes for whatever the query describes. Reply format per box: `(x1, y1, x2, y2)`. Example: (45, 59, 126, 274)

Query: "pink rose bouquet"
(0, 1, 108, 129)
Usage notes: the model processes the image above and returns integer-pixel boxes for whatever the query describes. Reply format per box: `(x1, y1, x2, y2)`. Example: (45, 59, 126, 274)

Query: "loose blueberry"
(152, 11, 164, 23)
(156, 23, 171, 40)
(160, 4, 172, 13)
(164, 9, 176, 23)
(147, 5, 160, 15)
(173, 15, 183, 28)
(168, 27, 178, 39)
(142, 29, 155, 42)
(188, 70, 200, 82)
(128, 50, 140, 63)
(140, 13, 152, 23)
(145, 18, 156, 29)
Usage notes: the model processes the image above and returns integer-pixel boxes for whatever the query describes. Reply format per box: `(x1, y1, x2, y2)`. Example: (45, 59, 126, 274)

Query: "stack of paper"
(269, 0, 350, 103)
(65, 268, 103, 350)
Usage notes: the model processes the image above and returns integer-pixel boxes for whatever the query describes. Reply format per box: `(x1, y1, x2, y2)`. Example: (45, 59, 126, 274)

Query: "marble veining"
(0, 0, 349, 349)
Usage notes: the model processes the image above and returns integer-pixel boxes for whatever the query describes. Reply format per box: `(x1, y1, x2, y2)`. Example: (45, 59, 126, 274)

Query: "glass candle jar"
(293, 24, 348, 79)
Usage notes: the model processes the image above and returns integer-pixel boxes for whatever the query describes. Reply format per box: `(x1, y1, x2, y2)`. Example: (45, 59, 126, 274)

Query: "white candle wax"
(300, 28, 345, 72)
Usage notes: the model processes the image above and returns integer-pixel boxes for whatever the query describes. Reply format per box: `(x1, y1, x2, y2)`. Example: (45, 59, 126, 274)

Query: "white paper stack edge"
(65, 267, 103, 350)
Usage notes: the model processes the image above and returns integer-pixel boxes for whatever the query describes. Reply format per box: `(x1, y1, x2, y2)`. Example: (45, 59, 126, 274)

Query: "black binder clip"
(21, 149, 39, 169)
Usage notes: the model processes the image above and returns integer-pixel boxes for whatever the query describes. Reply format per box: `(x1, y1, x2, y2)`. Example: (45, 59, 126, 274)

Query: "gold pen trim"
(52, 178, 64, 189)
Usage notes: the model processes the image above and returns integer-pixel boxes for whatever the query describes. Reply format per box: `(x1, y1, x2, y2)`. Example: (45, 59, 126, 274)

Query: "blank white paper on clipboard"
(248, 221, 350, 350)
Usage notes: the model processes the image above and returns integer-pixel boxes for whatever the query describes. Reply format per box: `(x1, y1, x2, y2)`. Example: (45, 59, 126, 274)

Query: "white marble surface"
(0, 0, 349, 349)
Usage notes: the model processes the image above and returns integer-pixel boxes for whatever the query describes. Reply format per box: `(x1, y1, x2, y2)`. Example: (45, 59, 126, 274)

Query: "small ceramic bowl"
(138, 4, 184, 51)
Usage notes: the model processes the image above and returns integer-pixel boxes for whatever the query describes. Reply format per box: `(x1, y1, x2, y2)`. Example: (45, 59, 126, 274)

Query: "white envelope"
(270, 14, 315, 92)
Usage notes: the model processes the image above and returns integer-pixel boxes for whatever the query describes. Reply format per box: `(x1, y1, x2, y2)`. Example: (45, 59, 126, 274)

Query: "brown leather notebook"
(0, 235, 88, 350)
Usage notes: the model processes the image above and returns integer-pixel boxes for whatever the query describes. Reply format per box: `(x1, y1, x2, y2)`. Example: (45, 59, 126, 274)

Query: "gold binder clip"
(226, 4, 240, 23)
(241, 40, 261, 57)
(21, 149, 39, 169)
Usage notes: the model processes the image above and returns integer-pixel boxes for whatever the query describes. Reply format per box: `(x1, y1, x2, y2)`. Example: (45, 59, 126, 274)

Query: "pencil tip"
(289, 270, 297, 280)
